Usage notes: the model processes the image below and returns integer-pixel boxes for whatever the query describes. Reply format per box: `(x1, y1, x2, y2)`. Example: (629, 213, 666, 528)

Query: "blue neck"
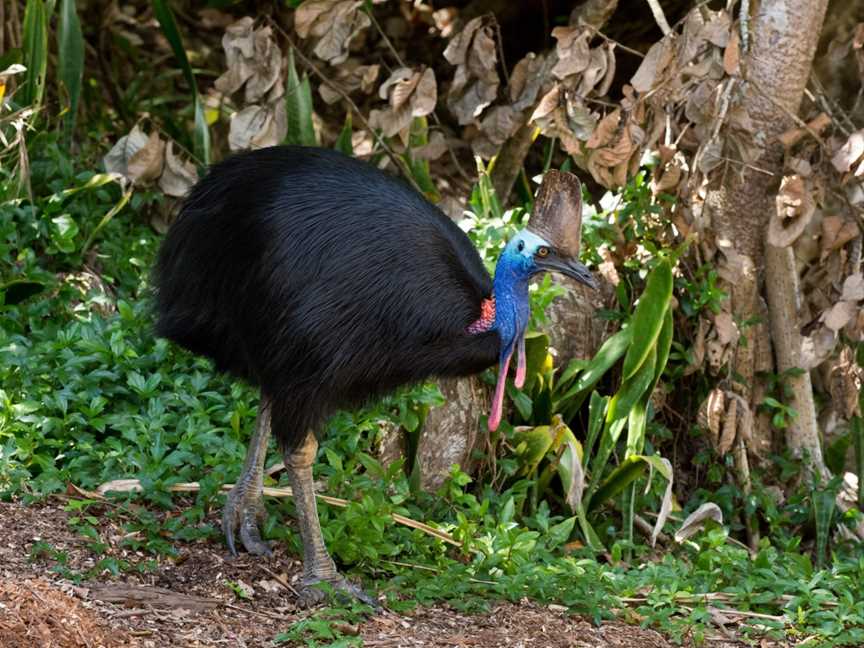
(490, 242, 534, 358)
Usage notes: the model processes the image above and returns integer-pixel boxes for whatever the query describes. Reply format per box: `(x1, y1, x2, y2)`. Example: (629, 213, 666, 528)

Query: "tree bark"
(704, 0, 829, 475)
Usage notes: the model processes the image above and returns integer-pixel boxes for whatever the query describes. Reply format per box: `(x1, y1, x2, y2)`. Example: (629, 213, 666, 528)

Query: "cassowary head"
(487, 170, 597, 431)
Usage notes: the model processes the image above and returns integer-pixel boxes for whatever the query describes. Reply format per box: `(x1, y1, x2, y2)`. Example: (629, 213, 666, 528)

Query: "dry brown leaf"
(832, 130, 864, 173)
(214, 18, 282, 104)
(318, 61, 380, 104)
(700, 10, 730, 47)
(158, 142, 198, 198)
(767, 175, 816, 247)
(127, 130, 165, 184)
(822, 300, 859, 332)
(801, 325, 839, 370)
(103, 125, 149, 178)
(371, 67, 437, 139)
(698, 388, 725, 445)
(586, 108, 620, 149)
(631, 37, 674, 93)
(228, 102, 287, 151)
(530, 85, 560, 124)
(674, 503, 723, 543)
(443, 17, 499, 124)
(578, 46, 610, 96)
(509, 52, 548, 111)
(713, 311, 739, 346)
(723, 30, 740, 76)
(841, 274, 864, 302)
(412, 131, 449, 161)
(718, 395, 737, 455)
(473, 105, 523, 158)
(295, 0, 370, 65)
(550, 26, 591, 80)
(821, 216, 860, 258)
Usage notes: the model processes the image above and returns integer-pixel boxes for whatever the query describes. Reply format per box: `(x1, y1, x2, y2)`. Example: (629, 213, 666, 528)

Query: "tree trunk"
(704, 0, 829, 475)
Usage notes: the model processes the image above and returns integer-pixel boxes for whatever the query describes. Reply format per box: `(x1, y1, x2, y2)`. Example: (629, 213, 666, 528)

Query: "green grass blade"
(57, 0, 84, 141)
(588, 455, 646, 513)
(404, 116, 440, 202)
(152, 0, 210, 164)
(583, 392, 607, 467)
(556, 327, 632, 408)
(812, 488, 835, 568)
(607, 345, 656, 422)
(22, 0, 48, 109)
(621, 258, 673, 380)
(335, 113, 354, 155)
(285, 48, 317, 147)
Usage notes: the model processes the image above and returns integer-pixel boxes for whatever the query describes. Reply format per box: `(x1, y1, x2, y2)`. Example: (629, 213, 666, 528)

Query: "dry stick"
(265, 18, 423, 196)
(581, 24, 645, 59)
(224, 603, 292, 621)
(645, 0, 673, 36)
(363, 7, 472, 183)
(93, 479, 462, 547)
(258, 564, 300, 598)
(808, 75, 856, 137)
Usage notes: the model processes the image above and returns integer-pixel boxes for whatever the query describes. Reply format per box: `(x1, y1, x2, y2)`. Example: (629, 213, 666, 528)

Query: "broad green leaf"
(523, 331, 550, 391)
(547, 516, 576, 549)
(556, 326, 632, 406)
(626, 400, 647, 458)
(583, 392, 607, 466)
(621, 258, 673, 380)
(57, 0, 84, 141)
(607, 344, 656, 422)
(285, 48, 316, 147)
(335, 113, 354, 155)
(588, 454, 655, 512)
(511, 425, 555, 476)
(507, 384, 533, 420)
(556, 357, 589, 390)
(22, 0, 48, 108)
(575, 503, 605, 552)
(152, 0, 210, 163)
(584, 416, 626, 506)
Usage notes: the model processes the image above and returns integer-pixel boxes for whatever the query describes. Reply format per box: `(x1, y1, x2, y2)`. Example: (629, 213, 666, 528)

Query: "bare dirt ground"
(0, 500, 772, 647)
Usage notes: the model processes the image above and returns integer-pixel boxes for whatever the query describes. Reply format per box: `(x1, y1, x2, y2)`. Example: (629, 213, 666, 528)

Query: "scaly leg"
(285, 432, 377, 608)
(222, 394, 273, 557)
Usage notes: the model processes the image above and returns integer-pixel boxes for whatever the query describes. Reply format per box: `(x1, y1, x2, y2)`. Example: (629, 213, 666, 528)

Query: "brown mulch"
(0, 500, 768, 647)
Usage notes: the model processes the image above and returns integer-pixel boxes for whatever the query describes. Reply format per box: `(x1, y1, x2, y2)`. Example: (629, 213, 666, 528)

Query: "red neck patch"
(467, 297, 496, 334)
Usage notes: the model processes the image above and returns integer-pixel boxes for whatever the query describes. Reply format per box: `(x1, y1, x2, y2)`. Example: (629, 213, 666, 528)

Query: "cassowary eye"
(537, 246, 550, 258)
(517, 241, 525, 252)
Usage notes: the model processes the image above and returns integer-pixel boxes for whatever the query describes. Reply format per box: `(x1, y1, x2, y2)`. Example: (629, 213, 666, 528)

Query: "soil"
(0, 500, 777, 647)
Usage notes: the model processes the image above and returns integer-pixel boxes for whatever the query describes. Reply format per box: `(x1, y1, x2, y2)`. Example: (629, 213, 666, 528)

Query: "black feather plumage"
(154, 146, 500, 448)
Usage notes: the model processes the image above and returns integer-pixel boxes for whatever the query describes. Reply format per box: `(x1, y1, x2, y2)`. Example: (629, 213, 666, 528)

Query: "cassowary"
(154, 146, 596, 605)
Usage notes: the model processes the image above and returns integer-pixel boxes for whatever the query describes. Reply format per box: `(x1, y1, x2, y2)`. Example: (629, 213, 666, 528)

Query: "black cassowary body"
(156, 146, 499, 450)
(154, 145, 594, 607)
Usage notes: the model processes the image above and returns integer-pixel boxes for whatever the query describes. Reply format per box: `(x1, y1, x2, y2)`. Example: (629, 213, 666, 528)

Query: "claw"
(297, 576, 380, 610)
(222, 485, 272, 557)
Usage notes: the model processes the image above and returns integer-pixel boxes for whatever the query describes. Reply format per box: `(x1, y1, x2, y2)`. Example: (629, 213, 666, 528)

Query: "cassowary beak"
(535, 255, 598, 290)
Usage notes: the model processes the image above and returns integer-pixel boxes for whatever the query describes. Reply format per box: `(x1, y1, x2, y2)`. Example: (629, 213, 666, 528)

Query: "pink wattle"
(514, 337, 526, 389)
(489, 352, 512, 432)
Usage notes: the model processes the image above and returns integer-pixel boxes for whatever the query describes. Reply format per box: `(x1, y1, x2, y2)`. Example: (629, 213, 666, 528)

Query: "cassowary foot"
(221, 485, 273, 557)
(296, 575, 378, 609)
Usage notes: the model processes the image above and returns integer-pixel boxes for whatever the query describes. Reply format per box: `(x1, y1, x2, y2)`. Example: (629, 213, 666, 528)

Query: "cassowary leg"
(221, 395, 273, 557)
(285, 432, 377, 608)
